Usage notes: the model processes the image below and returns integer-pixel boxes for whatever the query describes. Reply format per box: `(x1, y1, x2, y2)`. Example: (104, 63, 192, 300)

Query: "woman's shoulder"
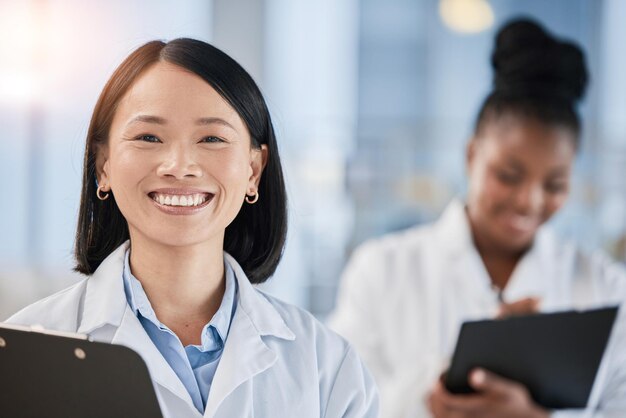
(540, 227, 624, 271)
(256, 288, 350, 352)
(352, 222, 435, 261)
(253, 289, 378, 414)
(4, 279, 89, 331)
(539, 228, 626, 299)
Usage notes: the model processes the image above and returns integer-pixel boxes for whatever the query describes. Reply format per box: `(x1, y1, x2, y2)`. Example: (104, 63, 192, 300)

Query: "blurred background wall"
(1, 0, 625, 320)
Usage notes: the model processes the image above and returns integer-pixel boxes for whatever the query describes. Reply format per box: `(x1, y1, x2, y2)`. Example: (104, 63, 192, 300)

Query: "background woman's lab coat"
(329, 199, 626, 418)
(6, 242, 379, 418)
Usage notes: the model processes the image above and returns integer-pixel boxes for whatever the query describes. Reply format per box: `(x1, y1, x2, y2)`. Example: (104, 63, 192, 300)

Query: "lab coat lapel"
(432, 199, 502, 334)
(203, 306, 278, 417)
(111, 306, 197, 410)
(502, 229, 552, 305)
(204, 253, 295, 417)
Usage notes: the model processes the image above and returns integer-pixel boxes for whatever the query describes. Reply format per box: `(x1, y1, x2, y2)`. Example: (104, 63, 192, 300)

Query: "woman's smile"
(148, 188, 215, 215)
(499, 211, 540, 236)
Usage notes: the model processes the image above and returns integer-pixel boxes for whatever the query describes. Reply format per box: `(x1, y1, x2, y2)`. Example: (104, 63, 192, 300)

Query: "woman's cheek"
(545, 193, 568, 217)
(483, 175, 513, 201)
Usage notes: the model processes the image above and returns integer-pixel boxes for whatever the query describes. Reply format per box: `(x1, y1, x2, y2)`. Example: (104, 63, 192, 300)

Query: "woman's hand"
(427, 368, 549, 418)
(496, 297, 541, 319)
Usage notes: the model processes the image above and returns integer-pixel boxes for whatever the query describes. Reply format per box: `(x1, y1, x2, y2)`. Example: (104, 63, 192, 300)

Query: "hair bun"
(491, 18, 588, 105)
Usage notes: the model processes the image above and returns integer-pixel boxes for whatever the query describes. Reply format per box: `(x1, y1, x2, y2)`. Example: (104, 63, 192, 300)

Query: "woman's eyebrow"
(126, 114, 167, 127)
(548, 166, 570, 177)
(195, 117, 236, 131)
(125, 115, 236, 130)
(503, 157, 524, 171)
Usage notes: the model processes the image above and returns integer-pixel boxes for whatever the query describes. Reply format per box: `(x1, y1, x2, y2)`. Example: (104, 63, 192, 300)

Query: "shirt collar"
(121, 248, 237, 351)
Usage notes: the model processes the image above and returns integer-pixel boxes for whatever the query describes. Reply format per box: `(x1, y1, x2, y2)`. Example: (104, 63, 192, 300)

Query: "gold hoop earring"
(96, 185, 110, 201)
(245, 191, 259, 204)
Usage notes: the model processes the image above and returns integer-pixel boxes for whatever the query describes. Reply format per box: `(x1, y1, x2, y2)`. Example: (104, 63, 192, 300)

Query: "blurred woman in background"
(330, 18, 626, 418)
(6, 38, 378, 417)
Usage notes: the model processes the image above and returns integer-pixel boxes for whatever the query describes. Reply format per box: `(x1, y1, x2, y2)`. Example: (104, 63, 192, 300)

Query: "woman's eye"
(545, 182, 567, 194)
(496, 171, 520, 185)
(200, 136, 225, 143)
(137, 134, 161, 143)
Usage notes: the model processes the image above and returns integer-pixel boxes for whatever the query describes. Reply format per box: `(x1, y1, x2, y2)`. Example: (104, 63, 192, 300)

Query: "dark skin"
(427, 114, 577, 418)
(428, 369, 549, 418)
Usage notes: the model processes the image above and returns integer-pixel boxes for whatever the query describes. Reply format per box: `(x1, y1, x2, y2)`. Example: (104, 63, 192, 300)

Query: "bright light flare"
(0, 0, 48, 105)
(0, 72, 41, 103)
(440, 0, 495, 34)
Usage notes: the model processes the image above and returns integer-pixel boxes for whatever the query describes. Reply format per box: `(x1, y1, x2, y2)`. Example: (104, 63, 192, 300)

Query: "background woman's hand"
(427, 368, 549, 418)
(496, 297, 541, 319)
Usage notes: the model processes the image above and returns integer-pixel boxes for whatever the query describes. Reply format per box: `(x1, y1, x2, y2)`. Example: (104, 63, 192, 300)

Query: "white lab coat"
(329, 199, 626, 418)
(6, 242, 379, 418)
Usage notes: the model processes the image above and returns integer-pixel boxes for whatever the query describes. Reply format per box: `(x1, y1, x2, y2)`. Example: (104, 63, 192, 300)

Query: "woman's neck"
(477, 250, 520, 291)
(468, 218, 527, 292)
(127, 232, 226, 343)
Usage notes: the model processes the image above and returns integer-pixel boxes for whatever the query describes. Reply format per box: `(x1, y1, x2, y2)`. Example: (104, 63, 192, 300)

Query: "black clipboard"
(444, 306, 619, 409)
(0, 323, 163, 418)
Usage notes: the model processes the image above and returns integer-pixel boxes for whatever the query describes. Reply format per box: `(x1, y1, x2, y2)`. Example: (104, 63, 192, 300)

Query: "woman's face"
(466, 115, 576, 254)
(97, 62, 267, 249)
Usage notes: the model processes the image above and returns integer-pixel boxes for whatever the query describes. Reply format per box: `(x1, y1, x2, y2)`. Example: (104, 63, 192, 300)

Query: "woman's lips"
(502, 213, 538, 234)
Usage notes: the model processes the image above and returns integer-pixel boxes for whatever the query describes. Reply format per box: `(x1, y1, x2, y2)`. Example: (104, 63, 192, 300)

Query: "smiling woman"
(5, 39, 378, 418)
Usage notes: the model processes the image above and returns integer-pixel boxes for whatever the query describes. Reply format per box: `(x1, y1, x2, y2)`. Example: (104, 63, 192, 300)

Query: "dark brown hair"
(74, 39, 287, 283)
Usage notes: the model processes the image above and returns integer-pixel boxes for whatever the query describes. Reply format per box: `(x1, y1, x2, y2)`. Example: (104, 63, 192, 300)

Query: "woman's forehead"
(482, 117, 576, 151)
(114, 61, 244, 130)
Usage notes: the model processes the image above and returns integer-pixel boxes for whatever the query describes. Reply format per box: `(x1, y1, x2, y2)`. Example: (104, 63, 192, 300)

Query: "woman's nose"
(514, 182, 544, 214)
(156, 145, 202, 179)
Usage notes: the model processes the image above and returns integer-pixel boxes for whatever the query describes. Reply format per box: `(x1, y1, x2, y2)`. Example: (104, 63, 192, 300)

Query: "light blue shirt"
(122, 250, 237, 414)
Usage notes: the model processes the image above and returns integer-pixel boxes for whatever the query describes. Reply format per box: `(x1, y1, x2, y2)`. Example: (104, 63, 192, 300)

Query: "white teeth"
(153, 193, 208, 207)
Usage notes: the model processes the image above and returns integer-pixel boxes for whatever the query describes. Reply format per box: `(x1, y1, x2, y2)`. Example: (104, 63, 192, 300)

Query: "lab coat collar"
(224, 252, 295, 341)
(77, 241, 130, 335)
(434, 198, 555, 302)
(77, 242, 296, 341)
(433, 198, 475, 258)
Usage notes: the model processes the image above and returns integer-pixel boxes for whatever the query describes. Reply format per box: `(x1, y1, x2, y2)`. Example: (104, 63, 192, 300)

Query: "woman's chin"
(130, 227, 221, 250)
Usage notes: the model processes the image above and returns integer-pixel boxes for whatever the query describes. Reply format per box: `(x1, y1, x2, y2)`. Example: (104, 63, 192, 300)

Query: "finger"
(428, 384, 455, 418)
(434, 383, 491, 412)
(497, 297, 541, 318)
(507, 297, 539, 313)
(427, 390, 445, 417)
(469, 368, 522, 396)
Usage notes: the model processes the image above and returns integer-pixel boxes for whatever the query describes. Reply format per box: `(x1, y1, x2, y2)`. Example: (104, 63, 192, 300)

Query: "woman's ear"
(466, 138, 477, 176)
(95, 144, 111, 188)
(248, 144, 268, 191)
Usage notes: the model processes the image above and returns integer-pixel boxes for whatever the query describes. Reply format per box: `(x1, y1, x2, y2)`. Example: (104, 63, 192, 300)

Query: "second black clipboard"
(444, 306, 619, 410)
